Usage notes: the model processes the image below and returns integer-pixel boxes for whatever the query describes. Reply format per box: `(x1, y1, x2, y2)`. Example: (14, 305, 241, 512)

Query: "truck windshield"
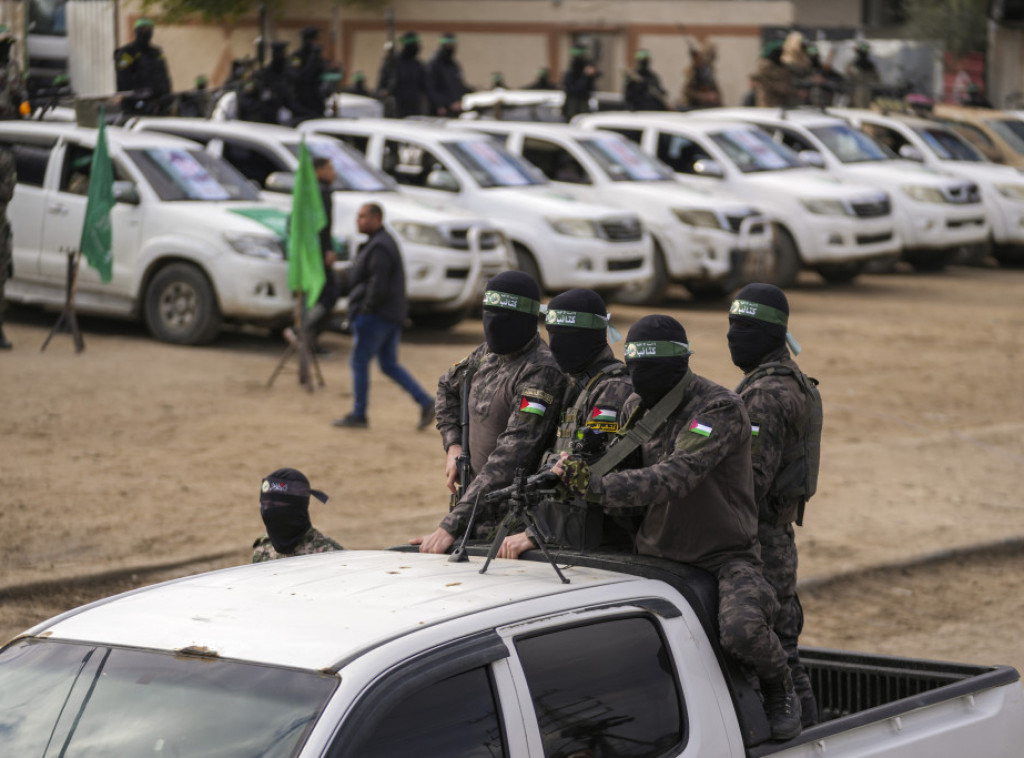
(808, 124, 893, 163)
(446, 139, 547, 188)
(983, 118, 1024, 156)
(914, 126, 986, 162)
(126, 148, 262, 201)
(577, 135, 675, 182)
(286, 140, 397, 192)
(709, 128, 803, 173)
(0, 638, 337, 757)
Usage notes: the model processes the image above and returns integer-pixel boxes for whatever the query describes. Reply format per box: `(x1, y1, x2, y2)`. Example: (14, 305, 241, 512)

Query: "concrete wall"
(988, 22, 1024, 110)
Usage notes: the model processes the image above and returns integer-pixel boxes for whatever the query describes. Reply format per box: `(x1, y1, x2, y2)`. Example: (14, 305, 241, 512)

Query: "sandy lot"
(2, 265, 1023, 671)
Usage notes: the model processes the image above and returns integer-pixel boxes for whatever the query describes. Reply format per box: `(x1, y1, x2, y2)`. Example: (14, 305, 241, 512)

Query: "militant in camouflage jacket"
(251, 527, 343, 563)
(588, 370, 761, 574)
(736, 347, 812, 526)
(436, 334, 566, 538)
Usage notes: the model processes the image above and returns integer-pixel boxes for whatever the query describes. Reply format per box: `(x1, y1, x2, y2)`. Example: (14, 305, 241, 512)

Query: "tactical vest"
(551, 362, 628, 456)
(736, 362, 821, 525)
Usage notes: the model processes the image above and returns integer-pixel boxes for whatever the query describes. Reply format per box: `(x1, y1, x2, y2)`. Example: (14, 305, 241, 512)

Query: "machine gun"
(477, 469, 569, 583)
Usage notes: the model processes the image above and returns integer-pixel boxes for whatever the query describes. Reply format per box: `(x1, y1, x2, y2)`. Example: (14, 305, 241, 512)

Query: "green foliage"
(902, 0, 988, 58)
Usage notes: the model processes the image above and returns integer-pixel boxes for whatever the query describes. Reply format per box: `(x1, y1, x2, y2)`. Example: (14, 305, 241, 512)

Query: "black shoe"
(333, 414, 368, 429)
(417, 402, 435, 431)
(763, 674, 802, 741)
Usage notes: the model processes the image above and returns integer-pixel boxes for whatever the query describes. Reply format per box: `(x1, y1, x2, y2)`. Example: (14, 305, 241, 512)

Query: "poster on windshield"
(591, 137, 663, 181)
(148, 149, 231, 200)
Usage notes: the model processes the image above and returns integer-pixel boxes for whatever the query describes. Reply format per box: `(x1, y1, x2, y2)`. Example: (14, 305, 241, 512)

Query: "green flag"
(288, 140, 327, 308)
(80, 114, 116, 282)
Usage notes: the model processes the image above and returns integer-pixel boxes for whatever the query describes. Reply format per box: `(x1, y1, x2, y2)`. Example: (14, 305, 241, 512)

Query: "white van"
(573, 113, 901, 287)
(450, 119, 774, 302)
(1, 122, 306, 344)
(298, 118, 654, 294)
(701, 108, 990, 271)
(131, 119, 510, 328)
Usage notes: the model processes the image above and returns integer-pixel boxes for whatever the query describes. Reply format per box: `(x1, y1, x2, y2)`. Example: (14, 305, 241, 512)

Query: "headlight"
(799, 198, 850, 216)
(546, 217, 599, 238)
(391, 221, 449, 247)
(672, 208, 723, 229)
(994, 184, 1024, 201)
(224, 233, 285, 259)
(901, 184, 946, 203)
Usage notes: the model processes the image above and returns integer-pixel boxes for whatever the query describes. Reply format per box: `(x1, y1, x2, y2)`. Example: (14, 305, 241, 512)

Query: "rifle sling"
(589, 369, 694, 478)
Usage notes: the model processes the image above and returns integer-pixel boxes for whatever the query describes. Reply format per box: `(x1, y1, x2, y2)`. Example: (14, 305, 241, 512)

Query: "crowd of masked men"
(254, 268, 823, 743)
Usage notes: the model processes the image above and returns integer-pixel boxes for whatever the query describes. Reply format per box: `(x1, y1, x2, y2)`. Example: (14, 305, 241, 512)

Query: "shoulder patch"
(587, 406, 619, 432)
(519, 396, 547, 416)
(688, 418, 713, 437)
(520, 387, 554, 405)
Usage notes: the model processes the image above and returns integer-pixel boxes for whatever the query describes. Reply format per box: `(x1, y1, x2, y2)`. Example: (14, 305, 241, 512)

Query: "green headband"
(440, 34, 457, 44)
(544, 308, 608, 330)
(135, 18, 154, 29)
(729, 299, 788, 328)
(624, 340, 692, 361)
(483, 290, 541, 316)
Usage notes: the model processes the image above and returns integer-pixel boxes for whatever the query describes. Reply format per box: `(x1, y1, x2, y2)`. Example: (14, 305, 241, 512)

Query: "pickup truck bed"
(424, 544, 1022, 754)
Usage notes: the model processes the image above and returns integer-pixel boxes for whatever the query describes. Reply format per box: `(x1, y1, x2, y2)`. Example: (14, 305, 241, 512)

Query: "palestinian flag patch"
(587, 406, 619, 432)
(591, 407, 616, 423)
(689, 419, 713, 437)
(520, 397, 548, 416)
(751, 424, 760, 437)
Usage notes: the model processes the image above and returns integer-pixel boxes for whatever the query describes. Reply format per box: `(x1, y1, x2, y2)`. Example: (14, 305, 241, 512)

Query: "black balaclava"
(439, 33, 456, 61)
(401, 32, 420, 58)
(545, 288, 610, 375)
(727, 282, 790, 372)
(134, 22, 154, 49)
(259, 467, 328, 554)
(624, 315, 692, 409)
(482, 271, 541, 355)
(271, 42, 287, 71)
(0, 40, 11, 67)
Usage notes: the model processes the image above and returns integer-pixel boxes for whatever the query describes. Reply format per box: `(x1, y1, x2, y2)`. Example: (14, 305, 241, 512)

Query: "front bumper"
(538, 234, 653, 291)
(899, 202, 989, 250)
(797, 214, 901, 265)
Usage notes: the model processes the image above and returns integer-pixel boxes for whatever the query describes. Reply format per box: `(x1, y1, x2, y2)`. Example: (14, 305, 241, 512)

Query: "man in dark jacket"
(425, 33, 468, 117)
(378, 31, 428, 117)
(561, 46, 597, 121)
(114, 18, 172, 116)
(333, 203, 434, 430)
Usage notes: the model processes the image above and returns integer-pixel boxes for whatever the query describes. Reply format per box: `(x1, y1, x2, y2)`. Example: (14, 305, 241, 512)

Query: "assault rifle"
(448, 365, 476, 511)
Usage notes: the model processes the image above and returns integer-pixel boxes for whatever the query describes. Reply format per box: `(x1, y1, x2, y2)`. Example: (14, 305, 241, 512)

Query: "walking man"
(333, 203, 435, 430)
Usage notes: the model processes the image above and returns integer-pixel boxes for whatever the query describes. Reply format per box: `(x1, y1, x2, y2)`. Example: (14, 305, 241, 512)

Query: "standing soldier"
(751, 39, 794, 108)
(525, 66, 557, 90)
(0, 25, 24, 350)
(681, 43, 723, 109)
(846, 41, 881, 108)
(114, 18, 172, 116)
(727, 283, 822, 727)
(498, 288, 634, 559)
(561, 46, 597, 121)
(411, 271, 567, 554)
(426, 32, 469, 117)
(549, 313, 804, 741)
(290, 27, 327, 121)
(378, 31, 428, 117)
(623, 49, 668, 111)
(255, 41, 298, 125)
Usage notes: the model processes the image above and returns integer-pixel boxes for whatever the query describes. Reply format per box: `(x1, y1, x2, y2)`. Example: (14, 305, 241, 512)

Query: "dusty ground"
(2, 265, 1023, 672)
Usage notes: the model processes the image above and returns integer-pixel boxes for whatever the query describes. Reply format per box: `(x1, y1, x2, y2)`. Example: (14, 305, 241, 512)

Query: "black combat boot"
(762, 671, 802, 741)
(0, 323, 11, 349)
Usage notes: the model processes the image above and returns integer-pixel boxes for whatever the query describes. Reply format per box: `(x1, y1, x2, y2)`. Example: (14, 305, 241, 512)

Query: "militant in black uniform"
(239, 41, 297, 125)
(498, 288, 634, 559)
(552, 314, 803, 741)
(114, 18, 172, 116)
(290, 27, 327, 121)
(413, 272, 567, 555)
(561, 46, 596, 121)
(378, 31, 428, 117)
(728, 283, 822, 727)
(425, 32, 469, 117)
(624, 49, 668, 111)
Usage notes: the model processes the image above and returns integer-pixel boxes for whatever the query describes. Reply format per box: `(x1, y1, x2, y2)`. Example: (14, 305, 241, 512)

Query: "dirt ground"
(2, 264, 1023, 673)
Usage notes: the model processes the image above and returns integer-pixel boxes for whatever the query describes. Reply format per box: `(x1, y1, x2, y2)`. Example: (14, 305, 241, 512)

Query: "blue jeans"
(350, 313, 432, 418)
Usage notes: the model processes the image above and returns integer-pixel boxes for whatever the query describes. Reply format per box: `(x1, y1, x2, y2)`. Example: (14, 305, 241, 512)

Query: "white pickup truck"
(298, 118, 655, 295)
(573, 113, 902, 287)
(0, 122, 304, 344)
(4, 548, 1022, 756)
(130, 118, 511, 329)
(451, 119, 775, 303)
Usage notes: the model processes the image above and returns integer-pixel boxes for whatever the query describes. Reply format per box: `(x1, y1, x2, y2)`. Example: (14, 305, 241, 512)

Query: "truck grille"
(856, 231, 894, 245)
(447, 228, 504, 250)
(600, 217, 643, 242)
(947, 217, 985, 229)
(607, 258, 644, 271)
(944, 183, 981, 204)
(851, 198, 891, 218)
(726, 214, 767, 234)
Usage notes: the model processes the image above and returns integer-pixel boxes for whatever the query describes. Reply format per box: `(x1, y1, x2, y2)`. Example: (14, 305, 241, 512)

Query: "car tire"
(816, 261, 863, 284)
(614, 240, 669, 305)
(408, 309, 467, 330)
(904, 247, 956, 272)
(513, 243, 544, 290)
(773, 226, 802, 288)
(143, 263, 222, 345)
(992, 243, 1024, 267)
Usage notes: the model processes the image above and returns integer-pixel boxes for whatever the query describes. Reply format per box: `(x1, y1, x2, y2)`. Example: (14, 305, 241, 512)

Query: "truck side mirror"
(693, 159, 724, 178)
(426, 167, 459, 192)
(264, 171, 296, 193)
(899, 145, 925, 162)
(798, 150, 826, 168)
(113, 180, 140, 205)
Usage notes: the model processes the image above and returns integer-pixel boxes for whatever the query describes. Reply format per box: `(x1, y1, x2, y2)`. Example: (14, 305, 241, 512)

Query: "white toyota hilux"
(0, 122, 302, 344)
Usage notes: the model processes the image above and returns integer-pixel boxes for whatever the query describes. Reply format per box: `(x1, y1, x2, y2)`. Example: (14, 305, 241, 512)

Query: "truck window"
(57, 145, 131, 197)
(861, 123, 908, 154)
(382, 139, 452, 189)
(332, 665, 506, 758)
(656, 133, 711, 174)
(335, 133, 370, 155)
(515, 616, 685, 758)
(221, 141, 283, 186)
(3, 141, 53, 187)
(522, 137, 590, 184)
(602, 127, 644, 144)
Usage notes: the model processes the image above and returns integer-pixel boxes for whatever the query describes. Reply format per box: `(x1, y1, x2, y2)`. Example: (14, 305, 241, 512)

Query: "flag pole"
(41, 246, 85, 353)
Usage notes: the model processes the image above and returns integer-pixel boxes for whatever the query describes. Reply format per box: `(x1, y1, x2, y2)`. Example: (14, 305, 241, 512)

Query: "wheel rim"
(157, 281, 199, 333)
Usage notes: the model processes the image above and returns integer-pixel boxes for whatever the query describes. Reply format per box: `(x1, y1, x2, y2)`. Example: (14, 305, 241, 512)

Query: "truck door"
(5, 137, 56, 280)
(40, 141, 142, 298)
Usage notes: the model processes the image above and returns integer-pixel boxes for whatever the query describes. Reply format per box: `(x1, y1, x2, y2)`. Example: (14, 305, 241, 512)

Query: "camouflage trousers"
(0, 216, 9, 322)
(717, 558, 788, 682)
(760, 522, 817, 723)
